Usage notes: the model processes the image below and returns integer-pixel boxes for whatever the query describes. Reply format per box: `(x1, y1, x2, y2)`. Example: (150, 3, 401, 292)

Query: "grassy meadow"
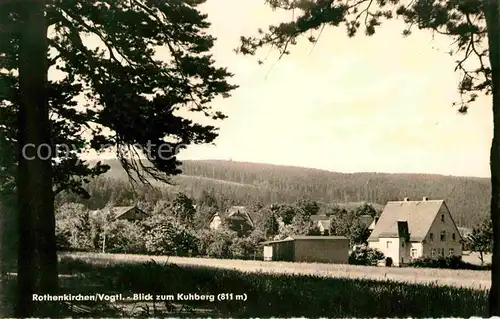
(2, 252, 488, 317)
(62, 252, 492, 290)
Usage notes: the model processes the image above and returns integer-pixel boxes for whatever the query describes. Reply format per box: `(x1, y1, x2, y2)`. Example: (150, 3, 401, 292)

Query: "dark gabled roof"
(211, 206, 254, 227)
(368, 200, 445, 242)
(109, 205, 148, 220)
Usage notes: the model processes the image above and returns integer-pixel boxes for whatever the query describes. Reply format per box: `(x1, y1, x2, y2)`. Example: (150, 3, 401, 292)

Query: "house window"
(449, 248, 454, 256)
(402, 242, 405, 247)
(386, 241, 391, 248)
(431, 249, 436, 257)
(429, 233, 434, 241)
(441, 214, 445, 222)
(452, 233, 456, 241)
(440, 231, 446, 241)
(440, 248, 445, 257)
(411, 248, 417, 258)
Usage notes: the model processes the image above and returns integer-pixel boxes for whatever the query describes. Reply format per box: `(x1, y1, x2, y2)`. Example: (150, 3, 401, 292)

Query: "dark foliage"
(408, 256, 491, 270)
(467, 217, 493, 265)
(348, 246, 385, 266)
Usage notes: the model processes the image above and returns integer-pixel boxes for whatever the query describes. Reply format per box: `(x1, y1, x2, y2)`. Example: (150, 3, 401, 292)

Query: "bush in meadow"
(348, 247, 385, 266)
(408, 255, 490, 270)
(55, 202, 94, 251)
(142, 214, 198, 256)
(230, 229, 265, 259)
(103, 220, 146, 254)
(198, 227, 237, 258)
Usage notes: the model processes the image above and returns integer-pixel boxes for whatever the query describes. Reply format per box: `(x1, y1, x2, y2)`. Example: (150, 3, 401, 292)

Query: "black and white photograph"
(0, 0, 499, 317)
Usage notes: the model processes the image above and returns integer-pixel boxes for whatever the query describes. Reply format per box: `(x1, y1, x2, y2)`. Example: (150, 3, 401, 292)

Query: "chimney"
(422, 197, 428, 201)
(403, 197, 409, 201)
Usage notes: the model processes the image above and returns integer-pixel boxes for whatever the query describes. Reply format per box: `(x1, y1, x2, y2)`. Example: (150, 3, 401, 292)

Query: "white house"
(367, 197, 463, 266)
(209, 206, 254, 234)
(310, 215, 330, 234)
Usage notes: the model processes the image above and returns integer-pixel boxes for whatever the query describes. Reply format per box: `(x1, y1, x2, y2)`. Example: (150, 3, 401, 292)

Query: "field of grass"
(51, 253, 488, 317)
(63, 252, 491, 291)
(2, 252, 490, 317)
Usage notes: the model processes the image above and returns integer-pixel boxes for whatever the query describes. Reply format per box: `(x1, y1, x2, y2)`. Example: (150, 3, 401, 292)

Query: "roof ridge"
(388, 199, 444, 202)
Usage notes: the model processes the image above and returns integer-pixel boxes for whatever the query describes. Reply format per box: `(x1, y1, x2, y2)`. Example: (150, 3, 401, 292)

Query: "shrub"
(408, 256, 490, 270)
(55, 203, 94, 251)
(230, 230, 265, 259)
(142, 214, 198, 256)
(198, 228, 237, 258)
(348, 247, 385, 266)
(104, 220, 146, 254)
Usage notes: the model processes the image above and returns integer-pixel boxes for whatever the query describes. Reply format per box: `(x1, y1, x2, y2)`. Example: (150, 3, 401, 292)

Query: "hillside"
(92, 159, 490, 228)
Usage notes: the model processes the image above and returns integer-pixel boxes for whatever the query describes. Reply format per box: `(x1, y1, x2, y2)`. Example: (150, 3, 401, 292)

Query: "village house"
(90, 204, 149, 222)
(310, 215, 330, 234)
(209, 206, 254, 235)
(367, 197, 463, 266)
(310, 213, 375, 236)
(109, 205, 149, 221)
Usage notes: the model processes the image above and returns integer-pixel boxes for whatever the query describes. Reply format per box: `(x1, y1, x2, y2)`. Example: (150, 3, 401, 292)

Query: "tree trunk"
(16, 0, 58, 317)
(0, 201, 4, 317)
(484, 0, 500, 316)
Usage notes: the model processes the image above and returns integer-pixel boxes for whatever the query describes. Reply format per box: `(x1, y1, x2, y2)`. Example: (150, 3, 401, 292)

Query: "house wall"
(369, 237, 403, 266)
(420, 205, 462, 259)
(263, 246, 273, 261)
(209, 215, 222, 230)
(317, 221, 330, 234)
(271, 241, 294, 261)
(399, 238, 411, 265)
(293, 239, 349, 264)
(409, 242, 424, 259)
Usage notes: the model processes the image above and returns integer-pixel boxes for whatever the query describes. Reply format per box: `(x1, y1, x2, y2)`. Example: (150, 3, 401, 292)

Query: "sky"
(75, 0, 493, 178)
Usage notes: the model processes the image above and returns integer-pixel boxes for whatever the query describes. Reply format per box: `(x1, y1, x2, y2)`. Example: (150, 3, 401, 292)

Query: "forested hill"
(97, 159, 490, 228)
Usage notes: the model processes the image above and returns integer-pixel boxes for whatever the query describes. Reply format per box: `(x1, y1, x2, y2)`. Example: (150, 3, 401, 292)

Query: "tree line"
(99, 159, 490, 228)
(54, 190, 381, 259)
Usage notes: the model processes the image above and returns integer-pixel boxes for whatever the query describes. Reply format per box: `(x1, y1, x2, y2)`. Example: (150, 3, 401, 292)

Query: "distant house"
(89, 205, 149, 223)
(209, 206, 254, 234)
(368, 197, 463, 266)
(261, 235, 349, 264)
(310, 215, 330, 234)
(90, 205, 149, 222)
(108, 205, 149, 222)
